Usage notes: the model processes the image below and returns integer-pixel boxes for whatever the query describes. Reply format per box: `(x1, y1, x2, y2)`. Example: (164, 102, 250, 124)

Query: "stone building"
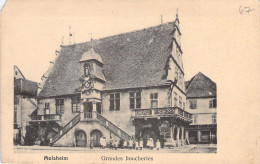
(14, 65, 38, 145)
(32, 14, 192, 147)
(185, 72, 217, 144)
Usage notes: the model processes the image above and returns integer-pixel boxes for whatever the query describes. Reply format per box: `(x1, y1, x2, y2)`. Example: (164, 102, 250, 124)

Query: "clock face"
(82, 80, 94, 89)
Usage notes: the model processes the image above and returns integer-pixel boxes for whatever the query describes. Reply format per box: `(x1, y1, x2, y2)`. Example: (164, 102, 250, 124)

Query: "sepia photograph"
(1, 0, 259, 163)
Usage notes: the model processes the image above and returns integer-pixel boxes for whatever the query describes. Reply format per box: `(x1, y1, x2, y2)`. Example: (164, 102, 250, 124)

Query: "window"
(209, 99, 217, 108)
(15, 71, 18, 75)
(192, 115, 197, 124)
(174, 92, 178, 107)
(45, 108, 50, 115)
(72, 96, 81, 113)
(179, 74, 182, 88)
(183, 102, 185, 110)
(45, 102, 50, 108)
(175, 71, 178, 83)
(56, 99, 64, 114)
(212, 115, 217, 124)
(150, 93, 158, 108)
(109, 93, 120, 111)
(44, 103, 50, 114)
(179, 96, 182, 108)
(129, 91, 141, 109)
(189, 99, 197, 109)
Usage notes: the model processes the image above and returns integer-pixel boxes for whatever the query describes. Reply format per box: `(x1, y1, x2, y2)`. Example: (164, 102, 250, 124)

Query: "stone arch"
(90, 129, 103, 147)
(140, 128, 159, 147)
(75, 130, 87, 147)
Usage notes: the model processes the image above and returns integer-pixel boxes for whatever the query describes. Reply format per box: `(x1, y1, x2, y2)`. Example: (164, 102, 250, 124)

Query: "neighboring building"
(14, 65, 38, 145)
(185, 72, 217, 144)
(30, 13, 192, 148)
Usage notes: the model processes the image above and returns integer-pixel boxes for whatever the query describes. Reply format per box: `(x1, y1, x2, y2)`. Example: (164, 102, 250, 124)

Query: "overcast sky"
(1, 0, 259, 85)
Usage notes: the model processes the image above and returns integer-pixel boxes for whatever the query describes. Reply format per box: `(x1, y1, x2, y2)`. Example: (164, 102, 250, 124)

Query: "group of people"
(89, 137, 161, 150)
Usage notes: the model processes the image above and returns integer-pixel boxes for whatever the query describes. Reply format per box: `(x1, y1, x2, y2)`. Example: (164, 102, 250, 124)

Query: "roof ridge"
(186, 73, 199, 92)
(62, 21, 175, 48)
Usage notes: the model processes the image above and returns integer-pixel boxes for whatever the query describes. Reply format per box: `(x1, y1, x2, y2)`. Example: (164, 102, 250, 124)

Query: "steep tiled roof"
(186, 72, 216, 98)
(14, 78, 38, 97)
(38, 22, 177, 98)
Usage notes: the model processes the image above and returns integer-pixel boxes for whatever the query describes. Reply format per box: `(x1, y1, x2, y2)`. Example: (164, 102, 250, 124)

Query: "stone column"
(172, 124, 176, 146)
(176, 126, 180, 147)
(181, 126, 184, 145)
(80, 99, 84, 120)
(197, 130, 201, 143)
(185, 129, 190, 145)
(92, 101, 97, 119)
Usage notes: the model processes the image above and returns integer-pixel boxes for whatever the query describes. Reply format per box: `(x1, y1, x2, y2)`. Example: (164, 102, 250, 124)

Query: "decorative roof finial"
(69, 25, 72, 44)
(161, 14, 163, 24)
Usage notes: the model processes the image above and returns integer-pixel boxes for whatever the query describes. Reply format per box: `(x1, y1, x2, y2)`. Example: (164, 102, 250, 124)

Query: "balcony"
(31, 114, 61, 122)
(131, 107, 192, 122)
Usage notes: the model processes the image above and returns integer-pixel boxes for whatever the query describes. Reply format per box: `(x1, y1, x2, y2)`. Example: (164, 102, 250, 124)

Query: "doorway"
(84, 102, 92, 118)
(75, 130, 87, 147)
(141, 128, 158, 147)
(91, 130, 103, 147)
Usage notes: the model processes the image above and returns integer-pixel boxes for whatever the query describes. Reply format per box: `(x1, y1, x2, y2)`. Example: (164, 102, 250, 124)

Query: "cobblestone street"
(14, 144, 216, 153)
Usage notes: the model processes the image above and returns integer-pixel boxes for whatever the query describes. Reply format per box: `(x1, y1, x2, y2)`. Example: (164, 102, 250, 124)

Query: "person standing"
(100, 137, 105, 149)
(156, 139, 161, 150)
(123, 140, 127, 149)
(139, 138, 143, 150)
(102, 137, 107, 149)
(113, 139, 118, 150)
(128, 139, 133, 150)
(90, 137, 93, 149)
(109, 138, 113, 150)
(135, 139, 139, 150)
(150, 138, 154, 150)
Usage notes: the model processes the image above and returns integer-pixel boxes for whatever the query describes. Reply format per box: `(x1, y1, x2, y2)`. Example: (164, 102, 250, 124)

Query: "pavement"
(14, 144, 217, 153)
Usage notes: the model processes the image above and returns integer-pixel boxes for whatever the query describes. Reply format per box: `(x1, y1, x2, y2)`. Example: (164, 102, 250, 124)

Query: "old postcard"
(1, 0, 259, 163)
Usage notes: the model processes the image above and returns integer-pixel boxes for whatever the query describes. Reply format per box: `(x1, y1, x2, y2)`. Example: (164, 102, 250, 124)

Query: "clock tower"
(79, 48, 106, 117)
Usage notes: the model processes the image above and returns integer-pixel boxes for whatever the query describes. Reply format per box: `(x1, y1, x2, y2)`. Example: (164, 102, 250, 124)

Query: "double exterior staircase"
(50, 113, 81, 145)
(95, 112, 131, 141)
(50, 112, 131, 145)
